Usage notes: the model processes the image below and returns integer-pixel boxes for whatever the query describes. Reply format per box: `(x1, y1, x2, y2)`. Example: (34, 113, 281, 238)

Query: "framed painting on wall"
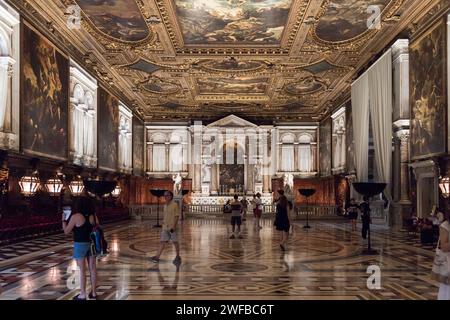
(97, 87, 119, 171)
(132, 117, 145, 176)
(410, 18, 447, 160)
(21, 23, 69, 160)
(319, 117, 332, 177)
(345, 100, 355, 174)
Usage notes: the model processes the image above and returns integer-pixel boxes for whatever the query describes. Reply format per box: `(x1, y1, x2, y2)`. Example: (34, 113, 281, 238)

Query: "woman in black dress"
(275, 194, 291, 251)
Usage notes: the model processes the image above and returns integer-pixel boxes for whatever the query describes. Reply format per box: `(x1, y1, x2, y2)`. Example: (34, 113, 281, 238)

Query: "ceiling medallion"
(195, 57, 271, 74)
(284, 77, 327, 96)
(311, 0, 405, 49)
(139, 76, 181, 95)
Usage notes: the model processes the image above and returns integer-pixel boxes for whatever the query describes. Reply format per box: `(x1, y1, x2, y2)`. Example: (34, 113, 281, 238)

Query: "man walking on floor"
(150, 191, 182, 265)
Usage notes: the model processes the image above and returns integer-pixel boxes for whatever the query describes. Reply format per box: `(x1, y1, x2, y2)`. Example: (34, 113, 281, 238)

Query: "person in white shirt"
(150, 191, 181, 265)
(254, 193, 262, 229)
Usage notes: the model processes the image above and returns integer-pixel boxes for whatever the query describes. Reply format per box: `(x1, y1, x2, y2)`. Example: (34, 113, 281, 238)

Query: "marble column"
(391, 39, 411, 228)
(147, 143, 153, 172)
(211, 163, 218, 195)
(165, 143, 170, 172)
(194, 164, 202, 193)
(294, 142, 299, 172)
(0, 57, 13, 132)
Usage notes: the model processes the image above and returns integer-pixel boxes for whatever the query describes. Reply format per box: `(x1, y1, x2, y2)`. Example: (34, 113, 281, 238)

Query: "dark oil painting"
(410, 19, 447, 160)
(75, 0, 149, 42)
(133, 117, 145, 176)
(219, 143, 244, 189)
(284, 77, 325, 96)
(315, 0, 390, 42)
(345, 101, 355, 173)
(174, 0, 293, 45)
(200, 58, 265, 72)
(22, 24, 68, 160)
(98, 87, 119, 171)
(197, 76, 268, 95)
(319, 118, 332, 177)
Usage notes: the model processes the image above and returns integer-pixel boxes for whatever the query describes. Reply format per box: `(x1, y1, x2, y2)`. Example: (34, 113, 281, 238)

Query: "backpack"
(90, 225, 108, 256)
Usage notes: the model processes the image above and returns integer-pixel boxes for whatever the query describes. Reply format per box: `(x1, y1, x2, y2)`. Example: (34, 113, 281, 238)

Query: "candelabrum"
(150, 189, 166, 228)
(298, 189, 316, 229)
(352, 182, 387, 255)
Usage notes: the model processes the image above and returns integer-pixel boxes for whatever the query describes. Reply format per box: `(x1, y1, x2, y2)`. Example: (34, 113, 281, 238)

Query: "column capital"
(394, 129, 410, 142)
(391, 39, 409, 61)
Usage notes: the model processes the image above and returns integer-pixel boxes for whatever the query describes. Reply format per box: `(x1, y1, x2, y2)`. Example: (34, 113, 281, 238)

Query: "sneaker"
(173, 255, 182, 265)
(229, 234, 235, 239)
(150, 256, 160, 263)
(73, 294, 86, 300)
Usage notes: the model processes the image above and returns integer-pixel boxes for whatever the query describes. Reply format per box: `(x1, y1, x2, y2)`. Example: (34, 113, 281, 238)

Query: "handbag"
(431, 237, 450, 284)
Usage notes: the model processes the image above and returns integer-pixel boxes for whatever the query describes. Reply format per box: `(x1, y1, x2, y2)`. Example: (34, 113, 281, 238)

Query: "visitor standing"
(62, 196, 99, 300)
(274, 193, 291, 251)
(254, 193, 262, 229)
(432, 210, 450, 300)
(360, 196, 371, 239)
(230, 194, 243, 239)
(150, 191, 182, 265)
(346, 198, 359, 231)
(240, 196, 248, 221)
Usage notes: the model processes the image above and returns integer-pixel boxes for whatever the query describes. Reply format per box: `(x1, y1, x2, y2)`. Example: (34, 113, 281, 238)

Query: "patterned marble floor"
(0, 217, 440, 300)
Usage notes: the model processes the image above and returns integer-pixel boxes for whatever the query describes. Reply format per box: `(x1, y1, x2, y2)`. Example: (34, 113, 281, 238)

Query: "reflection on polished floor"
(0, 217, 439, 300)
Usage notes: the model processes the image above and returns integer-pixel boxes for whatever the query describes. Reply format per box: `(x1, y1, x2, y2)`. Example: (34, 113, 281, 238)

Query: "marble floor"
(0, 217, 440, 300)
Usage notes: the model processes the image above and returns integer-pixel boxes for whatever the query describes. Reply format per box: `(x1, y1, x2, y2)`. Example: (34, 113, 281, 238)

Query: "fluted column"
(391, 39, 411, 228)
(165, 142, 170, 172)
(147, 142, 153, 172)
(0, 57, 14, 132)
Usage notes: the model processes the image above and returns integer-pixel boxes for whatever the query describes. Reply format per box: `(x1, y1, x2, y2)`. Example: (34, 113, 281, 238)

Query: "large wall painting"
(22, 24, 69, 160)
(345, 100, 355, 174)
(133, 117, 145, 176)
(410, 19, 447, 160)
(75, 0, 149, 42)
(219, 143, 244, 190)
(98, 87, 119, 171)
(315, 0, 390, 43)
(197, 77, 269, 95)
(319, 118, 332, 176)
(174, 0, 293, 45)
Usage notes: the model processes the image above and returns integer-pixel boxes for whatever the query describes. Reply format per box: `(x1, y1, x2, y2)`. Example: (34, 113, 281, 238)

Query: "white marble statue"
(202, 161, 211, 183)
(173, 172, 182, 195)
(283, 173, 294, 197)
(253, 162, 262, 183)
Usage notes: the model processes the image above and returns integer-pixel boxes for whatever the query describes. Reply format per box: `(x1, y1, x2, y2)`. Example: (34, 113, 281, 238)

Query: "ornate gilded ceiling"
(7, 0, 447, 122)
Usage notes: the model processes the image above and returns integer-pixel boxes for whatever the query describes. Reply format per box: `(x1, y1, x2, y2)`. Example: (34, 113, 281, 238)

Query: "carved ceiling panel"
(7, 0, 445, 122)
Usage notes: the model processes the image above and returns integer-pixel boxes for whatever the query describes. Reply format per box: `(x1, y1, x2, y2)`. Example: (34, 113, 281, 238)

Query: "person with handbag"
(62, 195, 100, 300)
(432, 210, 450, 300)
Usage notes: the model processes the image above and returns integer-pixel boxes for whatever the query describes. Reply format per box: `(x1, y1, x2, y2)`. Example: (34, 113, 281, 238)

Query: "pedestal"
(202, 183, 210, 195)
(255, 183, 263, 194)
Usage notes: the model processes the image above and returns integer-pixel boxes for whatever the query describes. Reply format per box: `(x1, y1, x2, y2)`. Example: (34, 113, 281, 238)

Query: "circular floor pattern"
(210, 262, 268, 273)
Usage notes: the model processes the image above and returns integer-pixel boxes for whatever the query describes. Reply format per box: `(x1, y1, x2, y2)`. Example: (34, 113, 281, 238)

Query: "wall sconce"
(111, 185, 121, 198)
(69, 176, 84, 197)
(439, 176, 450, 198)
(45, 176, 64, 197)
(19, 174, 40, 196)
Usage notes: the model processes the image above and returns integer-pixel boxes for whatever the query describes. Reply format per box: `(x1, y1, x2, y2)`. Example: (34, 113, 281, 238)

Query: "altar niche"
(219, 142, 245, 195)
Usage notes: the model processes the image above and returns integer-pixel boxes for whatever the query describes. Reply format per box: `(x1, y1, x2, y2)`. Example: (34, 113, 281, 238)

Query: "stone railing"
(130, 204, 344, 220)
(293, 205, 339, 220)
(185, 204, 276, 216)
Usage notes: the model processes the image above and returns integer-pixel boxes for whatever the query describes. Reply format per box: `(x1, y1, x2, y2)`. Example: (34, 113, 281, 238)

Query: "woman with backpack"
(62, 195, 100, 300)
